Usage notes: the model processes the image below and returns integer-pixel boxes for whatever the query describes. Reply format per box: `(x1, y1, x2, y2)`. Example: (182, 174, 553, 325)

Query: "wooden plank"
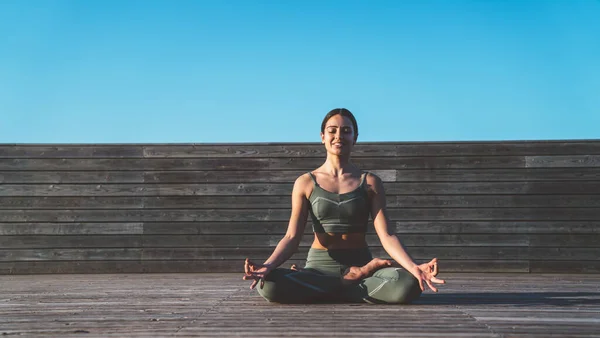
(526, 155, 600, 168)
(395, 168, 600, 181)
(529, 234, 600, 247)
(385, 182, 600, 195)
(2, 207, 600, 222)
(4, 194, 597, 209)
(143, 141, 600, 157)
(391, 221, 600, 234)
(145, 170, 397, 183)
(0, 223, 144, 235)
(0, 169, 394, 184)
(0, 145, 143, 158)
(144, 222, 292, 235)
(0, 220, 594, 237)
(0, 235, 142, 248)
(0, 260, 295, 274)
(386, 207, 600, 221)
(137, 246, 597, 261)
(0, 156, 526, 171)
(2, 220, 597, 236)
(143, 196, 288, 209)
(144, 144, 388, 158)
(0, 183, 292, 196)
(0, 248, 142, 261)
(390, 195, 600, 208)
(3, 143, 599, 160)
(531, 260, 600, 273)
(0, 209, 292, 222)
(0, 259, 528, 274)
(0, 171, 144, 183)
(2, 246, 595, 262)
(141, 220, 600, 235)
(0, 197, 144, 209)
(0, 260, 251, 274)
(0, 234, 529, 249)
(4, 181, 600, 197)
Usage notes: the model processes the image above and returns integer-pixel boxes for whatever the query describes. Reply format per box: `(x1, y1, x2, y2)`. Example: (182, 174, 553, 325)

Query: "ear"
(320, 132, 325, 144)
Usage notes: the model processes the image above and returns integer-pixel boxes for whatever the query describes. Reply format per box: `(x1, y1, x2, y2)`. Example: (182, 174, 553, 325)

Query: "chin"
(329, 148, 349, 155)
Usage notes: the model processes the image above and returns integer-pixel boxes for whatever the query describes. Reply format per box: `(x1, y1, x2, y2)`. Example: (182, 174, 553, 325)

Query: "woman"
(243, 108, 445, 304)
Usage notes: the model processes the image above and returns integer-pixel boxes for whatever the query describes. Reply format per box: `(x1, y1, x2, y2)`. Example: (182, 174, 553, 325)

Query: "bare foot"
(342, 258, 392, 284)
(290, 264, 304, 272)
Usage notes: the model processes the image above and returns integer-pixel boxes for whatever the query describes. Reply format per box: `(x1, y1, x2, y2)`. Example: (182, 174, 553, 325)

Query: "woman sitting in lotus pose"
(243, 108, 445, 304)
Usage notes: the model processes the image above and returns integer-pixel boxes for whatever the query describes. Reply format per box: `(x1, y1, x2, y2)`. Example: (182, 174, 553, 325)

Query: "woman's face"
(321, 114, 356, 155)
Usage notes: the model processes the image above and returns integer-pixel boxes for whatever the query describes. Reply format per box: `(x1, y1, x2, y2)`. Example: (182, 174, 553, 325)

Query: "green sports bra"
(307, 172, 370, 234)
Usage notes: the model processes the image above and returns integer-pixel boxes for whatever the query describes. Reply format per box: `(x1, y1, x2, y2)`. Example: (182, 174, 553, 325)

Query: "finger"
(426, 279, 438, 293)
(244, 258, 250, 274)
(246, 272, 264, 280)
(250, 279, 258, 289)
(431, 261, 439, 276)
(430, 276, 446, 284)
(260, 278, 265, 289)
(418, 277, 425, 291)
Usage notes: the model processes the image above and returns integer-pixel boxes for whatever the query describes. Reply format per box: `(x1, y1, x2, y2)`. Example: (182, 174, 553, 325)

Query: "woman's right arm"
(262, 174, 310, 268)
(243, 174, 310, 288)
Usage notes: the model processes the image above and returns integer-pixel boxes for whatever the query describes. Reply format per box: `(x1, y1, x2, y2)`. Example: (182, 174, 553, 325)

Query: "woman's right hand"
(243, 258, 274, 289)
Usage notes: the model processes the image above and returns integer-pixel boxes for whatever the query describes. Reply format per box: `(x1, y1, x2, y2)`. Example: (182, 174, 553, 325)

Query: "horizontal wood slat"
(2, 195, 599, 209)
(0, 234, 535, 249)
(0, 145, 144, 158)
(1, 207, 599, 222)
(526, 155, 600, 168)
(3, 247, 598, 261)
(1, 141, 598, 274)
(3, 182, 600, 196)
(4, 141, 600, 158)
(2, 221, 599, 235)
(1, 234, 597, 250)
(395, 168, 600, 182)
(4, 168, 600, 184)
(0, 156, 529, 171)
(142, 142, 600, 157)
(0, 259, 536, 274)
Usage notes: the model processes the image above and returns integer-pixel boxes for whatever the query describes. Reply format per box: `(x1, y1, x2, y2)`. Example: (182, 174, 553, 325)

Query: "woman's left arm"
(368, 173, 445, 292)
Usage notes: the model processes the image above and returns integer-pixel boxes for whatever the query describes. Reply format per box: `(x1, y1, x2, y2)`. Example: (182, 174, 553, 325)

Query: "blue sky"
(1, 0, 598, 143)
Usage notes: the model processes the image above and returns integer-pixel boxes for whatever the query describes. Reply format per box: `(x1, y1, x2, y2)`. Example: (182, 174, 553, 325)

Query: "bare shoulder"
(293, 172, 314, 198)
(364, 171, 385, 194)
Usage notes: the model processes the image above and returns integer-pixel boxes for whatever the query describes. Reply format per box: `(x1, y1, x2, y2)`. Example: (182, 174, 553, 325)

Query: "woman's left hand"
(410, 258, 445, 292)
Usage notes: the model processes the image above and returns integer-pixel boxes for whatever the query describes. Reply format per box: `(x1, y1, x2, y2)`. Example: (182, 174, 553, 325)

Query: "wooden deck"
(2, 273, 599, 337)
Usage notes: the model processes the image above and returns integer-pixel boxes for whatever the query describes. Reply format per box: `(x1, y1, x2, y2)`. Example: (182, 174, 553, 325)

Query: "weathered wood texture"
(0, 141, 599, 274)
(1, 273, 599, 337)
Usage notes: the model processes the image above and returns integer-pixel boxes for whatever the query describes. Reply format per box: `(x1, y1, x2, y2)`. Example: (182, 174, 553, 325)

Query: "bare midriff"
(311, 232, 368, 250)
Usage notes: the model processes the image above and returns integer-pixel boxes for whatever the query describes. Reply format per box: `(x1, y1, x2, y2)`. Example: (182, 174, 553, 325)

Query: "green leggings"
(256, 248, 422, 304)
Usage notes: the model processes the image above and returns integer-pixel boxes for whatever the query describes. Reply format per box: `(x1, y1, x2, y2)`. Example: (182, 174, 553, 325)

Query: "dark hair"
(320, 108, 359, 142)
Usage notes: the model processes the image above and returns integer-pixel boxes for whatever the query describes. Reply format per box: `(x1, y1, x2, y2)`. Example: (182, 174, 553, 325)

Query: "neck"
(323, 154, 354, 177)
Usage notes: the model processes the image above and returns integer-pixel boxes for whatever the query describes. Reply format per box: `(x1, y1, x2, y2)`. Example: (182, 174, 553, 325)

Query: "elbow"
(379, 232, 399, 246)
(283, 233, 302, 246)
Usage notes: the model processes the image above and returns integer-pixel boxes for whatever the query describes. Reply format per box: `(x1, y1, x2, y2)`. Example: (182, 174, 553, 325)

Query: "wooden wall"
(1, 141, 599, 274)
